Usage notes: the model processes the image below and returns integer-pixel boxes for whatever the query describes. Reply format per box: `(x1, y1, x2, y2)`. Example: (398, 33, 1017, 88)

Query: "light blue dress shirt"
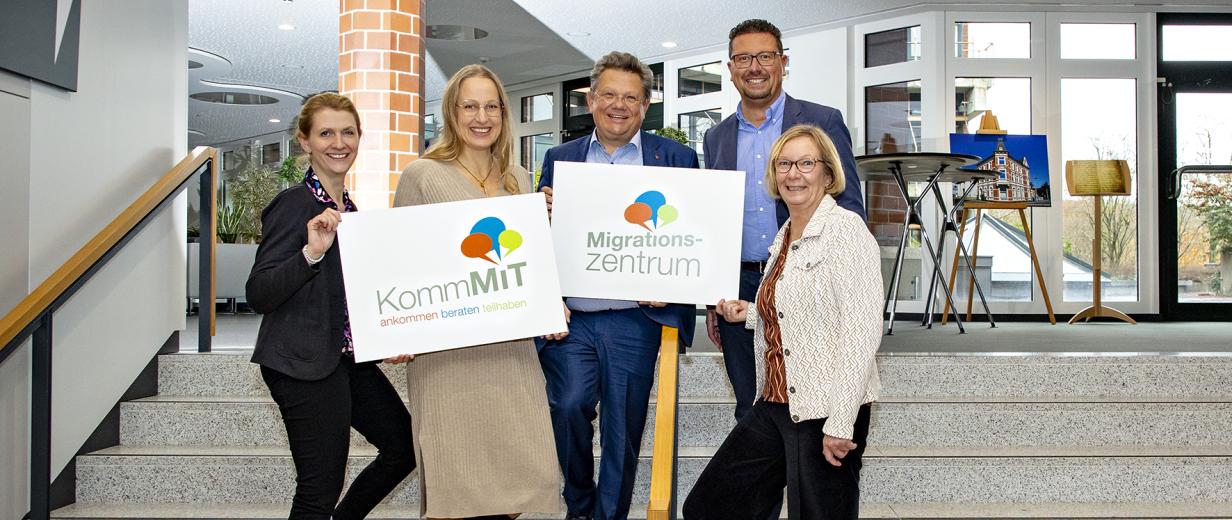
(736, 91, 787, 262)
(566, 131, 644, 312)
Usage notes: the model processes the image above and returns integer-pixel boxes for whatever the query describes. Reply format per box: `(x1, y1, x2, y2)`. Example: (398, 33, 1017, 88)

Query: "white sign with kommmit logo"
(337, 193, 567, 362)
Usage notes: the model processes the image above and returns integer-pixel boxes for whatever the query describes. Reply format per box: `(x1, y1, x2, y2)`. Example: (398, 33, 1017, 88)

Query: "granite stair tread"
(49, 501, 1232, 519)
(78, 443, 1232, 459)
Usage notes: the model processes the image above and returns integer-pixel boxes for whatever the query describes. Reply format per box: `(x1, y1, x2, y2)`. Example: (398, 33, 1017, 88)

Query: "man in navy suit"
(537, 51, 699, 520)
(703, 19, 867, 424)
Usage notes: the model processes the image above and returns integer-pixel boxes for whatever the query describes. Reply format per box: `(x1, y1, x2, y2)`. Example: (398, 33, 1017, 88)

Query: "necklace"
(456, 155, 496, 191)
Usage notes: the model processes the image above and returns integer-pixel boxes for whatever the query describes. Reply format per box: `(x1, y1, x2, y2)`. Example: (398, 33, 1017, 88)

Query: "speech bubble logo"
(498, 229, 523, 257)
(460, 232, 497, 264)
(624, 202, 653, 231)
(625, 190, 677, 230)
(461, 216, 523, 263)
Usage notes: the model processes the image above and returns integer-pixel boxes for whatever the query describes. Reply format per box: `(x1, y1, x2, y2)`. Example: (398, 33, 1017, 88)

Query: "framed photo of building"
(949, 133, 1052, 207)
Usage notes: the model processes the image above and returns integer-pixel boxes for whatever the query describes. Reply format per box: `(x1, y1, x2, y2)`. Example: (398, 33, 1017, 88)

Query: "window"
(678, 109, 720, 167)
(954, 77, 1031, 134)
(1060, 78, 1138, 302)
(261, 142, 281, 166)
(954, 22, 1031, 58)
(952, 76, 1035, 301)
(520, 133, 554, 174)
(865, 26, 922, 67)
(1173, 93, 1232, 302)
(679, 62, 722, 97)
(424, 114, 439, 141)
(567, 87, 589, 117)
(865, 79, 923, 300)
(866, 80, 922, 153)
(1162, 25, 1232, 61)
(520, 93, 553, 123)
(1060, 24, 1136, 60)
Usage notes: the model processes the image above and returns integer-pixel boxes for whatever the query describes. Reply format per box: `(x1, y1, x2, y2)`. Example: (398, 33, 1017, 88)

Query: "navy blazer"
(703, 94, 866, 226)
(537, 131, 701, 348)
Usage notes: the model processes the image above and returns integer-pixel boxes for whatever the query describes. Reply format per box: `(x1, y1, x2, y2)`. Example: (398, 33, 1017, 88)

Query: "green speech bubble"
(658, 204, 679, 227)
(499, 229, 523, 257)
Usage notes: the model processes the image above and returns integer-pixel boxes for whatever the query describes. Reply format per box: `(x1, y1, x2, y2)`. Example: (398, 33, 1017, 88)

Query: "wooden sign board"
(1065, 160, 1131, 196)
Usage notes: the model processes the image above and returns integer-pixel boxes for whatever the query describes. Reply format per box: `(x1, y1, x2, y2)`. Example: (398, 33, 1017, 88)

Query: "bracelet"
(302, 245, 325, 265)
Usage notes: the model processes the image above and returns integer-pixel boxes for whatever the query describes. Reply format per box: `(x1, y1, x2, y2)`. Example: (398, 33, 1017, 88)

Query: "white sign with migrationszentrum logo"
(550, 161, 744, 305)
(337, 193, 567, 362)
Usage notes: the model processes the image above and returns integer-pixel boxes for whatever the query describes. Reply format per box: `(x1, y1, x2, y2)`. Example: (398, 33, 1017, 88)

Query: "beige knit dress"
(392, 158, 563, 518)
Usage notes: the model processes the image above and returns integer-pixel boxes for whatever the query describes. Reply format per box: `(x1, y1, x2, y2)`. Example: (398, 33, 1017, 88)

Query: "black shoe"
(565, 513, 592, 520)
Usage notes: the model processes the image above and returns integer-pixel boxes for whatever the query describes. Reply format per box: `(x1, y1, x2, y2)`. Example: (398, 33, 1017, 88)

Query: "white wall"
(0, 1, 188, 517)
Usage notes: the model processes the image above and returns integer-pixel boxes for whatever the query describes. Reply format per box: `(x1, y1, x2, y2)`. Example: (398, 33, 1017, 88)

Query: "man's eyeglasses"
(774, 157, 823, 174)
(730, 51, 783, 69)
(594, 90, 644, 107)
(456, 102, 503, 117)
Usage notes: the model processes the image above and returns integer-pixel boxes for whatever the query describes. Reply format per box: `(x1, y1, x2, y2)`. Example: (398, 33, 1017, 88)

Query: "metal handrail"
(1168, 164, 1232, 199)
(647, 326, 681, 520)
(3, 147, 217, 520)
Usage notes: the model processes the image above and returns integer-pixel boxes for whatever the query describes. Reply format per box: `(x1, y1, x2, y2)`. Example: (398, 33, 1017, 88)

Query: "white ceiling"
(186, 0, 1232, 147)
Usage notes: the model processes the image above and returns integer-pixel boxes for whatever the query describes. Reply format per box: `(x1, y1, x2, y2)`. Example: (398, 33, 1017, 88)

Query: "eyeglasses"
(594, 90, 644, 107)
(774, 157, 823, 174)
(456, 102, 504, 117)
(730, 51, 782, 69)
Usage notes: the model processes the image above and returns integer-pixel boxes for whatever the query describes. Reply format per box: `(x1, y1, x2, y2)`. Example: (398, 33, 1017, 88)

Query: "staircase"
(51, 351, 1232, 519)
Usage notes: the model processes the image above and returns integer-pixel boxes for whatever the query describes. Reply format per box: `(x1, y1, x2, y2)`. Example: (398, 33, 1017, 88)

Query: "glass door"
(1158, 14, 1232, 320)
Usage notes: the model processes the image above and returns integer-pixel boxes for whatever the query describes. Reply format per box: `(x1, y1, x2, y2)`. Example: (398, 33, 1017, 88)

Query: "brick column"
(339, 0, 423, 209)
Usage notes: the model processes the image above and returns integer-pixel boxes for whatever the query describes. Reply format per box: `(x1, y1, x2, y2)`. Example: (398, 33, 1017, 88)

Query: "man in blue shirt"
(537, 51, 699, 520)
(703, 19, 866, 423)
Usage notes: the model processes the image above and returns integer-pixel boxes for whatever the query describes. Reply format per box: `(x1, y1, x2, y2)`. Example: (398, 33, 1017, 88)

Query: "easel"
(1065, 160, 1136, 325)
(942, 112, 1056, 325)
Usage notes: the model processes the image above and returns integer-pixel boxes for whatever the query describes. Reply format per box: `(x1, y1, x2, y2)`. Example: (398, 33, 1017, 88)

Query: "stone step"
(157, 352, 1232, 401)
(73, 445, 1232, 507)
(120, 396, 1232, 449)
(50, 500, 1232, 519)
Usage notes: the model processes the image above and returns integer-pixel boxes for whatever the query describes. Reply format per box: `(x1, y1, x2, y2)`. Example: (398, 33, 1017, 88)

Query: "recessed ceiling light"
(277, 24, 295, 31)
(269, 118, 281, 123)
(566, 31, 590, 37)
(661, 41, 678, 49)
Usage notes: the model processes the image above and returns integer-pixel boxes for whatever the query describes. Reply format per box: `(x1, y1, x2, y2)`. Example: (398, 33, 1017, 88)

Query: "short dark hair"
(728, 19, 783, 56)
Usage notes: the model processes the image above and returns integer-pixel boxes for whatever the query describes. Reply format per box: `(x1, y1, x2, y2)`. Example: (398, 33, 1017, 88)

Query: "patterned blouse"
(304, 169, 357, 355)
(757, 222, 792, 404)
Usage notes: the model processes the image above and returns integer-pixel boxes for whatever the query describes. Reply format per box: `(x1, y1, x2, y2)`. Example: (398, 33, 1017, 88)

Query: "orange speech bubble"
(460, 232, 497, 264)
(624, 202, 653, 231)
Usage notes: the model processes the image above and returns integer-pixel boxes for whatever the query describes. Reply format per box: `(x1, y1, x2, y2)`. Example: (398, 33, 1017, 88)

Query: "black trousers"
(682, 400, 873, 520)
(261, 356, 415, 520)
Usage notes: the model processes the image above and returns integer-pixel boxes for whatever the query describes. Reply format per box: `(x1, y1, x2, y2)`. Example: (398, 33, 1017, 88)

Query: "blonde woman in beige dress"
(392, 64, 565, 520)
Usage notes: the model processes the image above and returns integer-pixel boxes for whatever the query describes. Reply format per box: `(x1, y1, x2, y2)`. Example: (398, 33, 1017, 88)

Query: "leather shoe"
(565, 513, 592, 520)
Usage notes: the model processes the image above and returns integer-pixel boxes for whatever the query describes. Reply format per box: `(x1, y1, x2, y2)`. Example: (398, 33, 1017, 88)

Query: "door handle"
(1169, 165, 1232, 199)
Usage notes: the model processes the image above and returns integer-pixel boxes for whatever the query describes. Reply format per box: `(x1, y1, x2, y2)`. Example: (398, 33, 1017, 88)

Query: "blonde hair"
(423, 64, 518, 194)
(765, 124, 845, 199)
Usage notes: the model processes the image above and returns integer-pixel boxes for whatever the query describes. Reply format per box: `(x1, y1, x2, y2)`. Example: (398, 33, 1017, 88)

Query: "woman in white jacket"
(683, 124, 884, 520)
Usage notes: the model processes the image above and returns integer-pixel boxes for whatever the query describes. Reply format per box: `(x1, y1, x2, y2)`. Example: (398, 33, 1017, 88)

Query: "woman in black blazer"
(247, 92, 414, 520)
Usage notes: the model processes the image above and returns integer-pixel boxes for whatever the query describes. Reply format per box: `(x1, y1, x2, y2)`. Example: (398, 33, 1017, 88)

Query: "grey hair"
(589, 51, 653, 102)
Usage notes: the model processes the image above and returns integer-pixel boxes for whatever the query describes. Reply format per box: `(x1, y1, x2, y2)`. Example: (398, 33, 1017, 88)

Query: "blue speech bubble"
(634, 191, 667, 228)
(469, 217, 507, 259)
